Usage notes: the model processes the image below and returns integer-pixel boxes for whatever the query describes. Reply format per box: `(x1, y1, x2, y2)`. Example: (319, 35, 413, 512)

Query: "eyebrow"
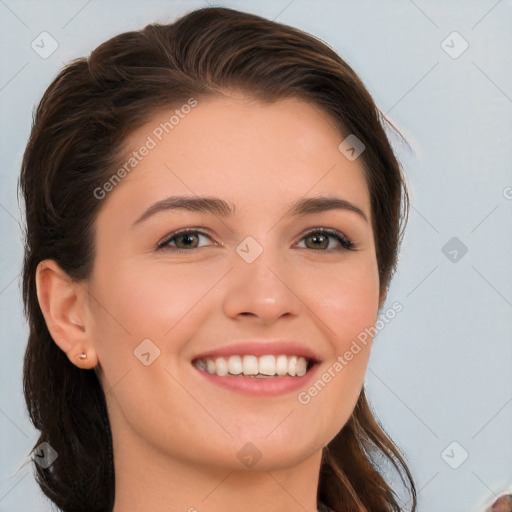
(132, 194, 368, 227)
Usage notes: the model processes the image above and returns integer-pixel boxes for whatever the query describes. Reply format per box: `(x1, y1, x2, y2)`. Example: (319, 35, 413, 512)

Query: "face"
(86, 93, 380, 472)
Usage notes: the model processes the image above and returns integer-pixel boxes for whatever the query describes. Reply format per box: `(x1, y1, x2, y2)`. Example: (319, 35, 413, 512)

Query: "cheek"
(88, 259, 234, 397)
(88, 261, 218, 411)
(311, 260, 380, 345)
(305, 259, 379, 408)
(90, 260, 220, 340)
(296, 267, 378, 440)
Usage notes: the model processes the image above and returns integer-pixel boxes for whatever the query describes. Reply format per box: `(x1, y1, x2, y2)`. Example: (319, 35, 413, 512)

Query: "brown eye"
(298, 229, 354, 251)
(157, 230, 214, 252)
(305, 233, 329, 250)
(175, 233, 200, 249)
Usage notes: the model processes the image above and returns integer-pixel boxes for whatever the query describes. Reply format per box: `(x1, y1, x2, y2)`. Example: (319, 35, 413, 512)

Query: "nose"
(222, 244, 303, 325)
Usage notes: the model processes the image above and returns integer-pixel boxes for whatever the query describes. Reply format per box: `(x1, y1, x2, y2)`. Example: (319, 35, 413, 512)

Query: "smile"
(194, 354, 311, 378)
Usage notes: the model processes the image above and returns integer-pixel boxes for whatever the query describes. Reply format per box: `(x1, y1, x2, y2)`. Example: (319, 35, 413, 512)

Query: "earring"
(77, 352, 87, 360)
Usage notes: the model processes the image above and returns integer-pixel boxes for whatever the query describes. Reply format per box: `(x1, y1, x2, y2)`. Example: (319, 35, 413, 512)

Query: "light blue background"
(1, 1, 511, 511)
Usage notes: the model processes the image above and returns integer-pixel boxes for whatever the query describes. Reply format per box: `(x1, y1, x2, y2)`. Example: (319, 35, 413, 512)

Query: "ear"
(35, 259, 98, 369)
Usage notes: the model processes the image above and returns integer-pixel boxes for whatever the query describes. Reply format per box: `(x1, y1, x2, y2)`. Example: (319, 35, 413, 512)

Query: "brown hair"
(20, 6, 415, 512)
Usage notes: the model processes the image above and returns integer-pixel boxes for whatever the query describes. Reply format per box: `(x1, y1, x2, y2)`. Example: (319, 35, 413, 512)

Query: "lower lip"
(193, 364, 318, 396)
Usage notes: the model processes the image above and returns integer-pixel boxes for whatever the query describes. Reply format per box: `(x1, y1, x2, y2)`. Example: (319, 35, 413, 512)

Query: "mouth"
(191, 340, 322, 396)
(193, 354, 315, 378)
(191, 341, 321, 396)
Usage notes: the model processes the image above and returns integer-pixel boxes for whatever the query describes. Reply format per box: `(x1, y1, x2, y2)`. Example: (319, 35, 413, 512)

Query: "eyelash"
(156, 228, 355, 254)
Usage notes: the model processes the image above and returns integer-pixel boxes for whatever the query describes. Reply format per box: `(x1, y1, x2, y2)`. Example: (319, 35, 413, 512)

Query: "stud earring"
(77, 352, 87, 360)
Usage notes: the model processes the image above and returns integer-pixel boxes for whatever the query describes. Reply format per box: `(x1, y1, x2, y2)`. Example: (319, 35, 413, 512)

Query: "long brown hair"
(20, 6, 415, 511)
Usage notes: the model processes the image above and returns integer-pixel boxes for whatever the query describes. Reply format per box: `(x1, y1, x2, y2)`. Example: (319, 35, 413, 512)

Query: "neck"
(111, 432, 323, 512)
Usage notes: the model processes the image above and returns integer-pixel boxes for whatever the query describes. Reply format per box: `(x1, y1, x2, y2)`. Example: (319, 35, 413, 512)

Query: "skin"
(36, 93, 382, 512)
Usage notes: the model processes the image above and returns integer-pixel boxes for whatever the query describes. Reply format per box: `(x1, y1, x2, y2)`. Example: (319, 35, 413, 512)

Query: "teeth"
(288, 355, 297, 376)
(276, 355, 288, 375)
(259, 355, 275, 375)
(206, 359, 216, 375)
(296, 356, 307, 377)
(216, 357, 228, 376)
(242, 355, 258, 375)
(197, 354, 310, 377)
(227, 355, 242, 375)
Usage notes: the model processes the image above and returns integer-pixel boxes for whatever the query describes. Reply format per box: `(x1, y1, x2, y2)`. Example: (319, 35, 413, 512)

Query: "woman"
(20, 6, 416, 512)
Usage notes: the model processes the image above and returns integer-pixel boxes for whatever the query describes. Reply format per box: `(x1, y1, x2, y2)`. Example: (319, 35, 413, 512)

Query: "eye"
(156, 229, 215, 253)
(156, 227, 355, 254)
(296, 228, 355, 252)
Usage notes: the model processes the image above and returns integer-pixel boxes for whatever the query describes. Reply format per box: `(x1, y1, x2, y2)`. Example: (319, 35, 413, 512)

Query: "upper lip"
(192, 340, 322, 364)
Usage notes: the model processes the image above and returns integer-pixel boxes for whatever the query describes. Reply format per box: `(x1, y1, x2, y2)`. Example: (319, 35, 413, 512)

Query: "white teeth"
(197, 354, 310, 377)
(227, 355, 242, 375)
(258, 355, 276, 375)
(276, 355, 288, 375)
(242, 355, 258, 375)
(288, 356, 297, 376)
(206, 359, 216, 375)
(296, 357, 307, 377)
(216, 357, 228, 376)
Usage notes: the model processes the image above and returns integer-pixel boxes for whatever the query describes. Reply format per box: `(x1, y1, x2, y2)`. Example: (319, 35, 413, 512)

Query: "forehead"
(97, 94, 371, 224)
